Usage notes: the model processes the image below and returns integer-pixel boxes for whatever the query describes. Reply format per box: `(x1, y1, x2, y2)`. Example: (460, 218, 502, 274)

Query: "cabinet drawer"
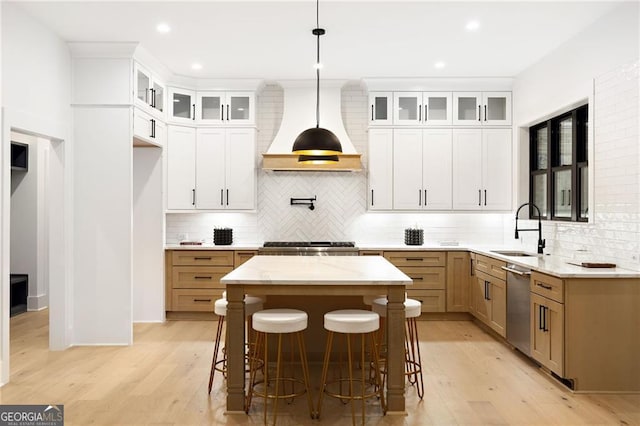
(172, 250, 234, 266)
(400, 267, 445, 290)
(475, 254, 506, 280)
(407, 290, 446, 313)
(171, 289, 221, 312)
(360, 250, 384, 256)
(384, 251, 446, 267)
(172, 266, 232, 289)
(530, 271, 564, 303)
(234, 250, 257, 268)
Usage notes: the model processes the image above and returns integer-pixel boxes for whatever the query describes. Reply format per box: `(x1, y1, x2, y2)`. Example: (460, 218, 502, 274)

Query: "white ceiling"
(13, 1, 622, 80)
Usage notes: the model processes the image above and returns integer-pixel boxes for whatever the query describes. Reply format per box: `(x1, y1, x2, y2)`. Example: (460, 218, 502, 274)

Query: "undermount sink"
(490, 250, 536, 257)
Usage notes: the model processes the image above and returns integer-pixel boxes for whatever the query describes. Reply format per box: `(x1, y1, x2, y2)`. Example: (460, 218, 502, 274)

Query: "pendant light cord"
(315, 0, 320, 128)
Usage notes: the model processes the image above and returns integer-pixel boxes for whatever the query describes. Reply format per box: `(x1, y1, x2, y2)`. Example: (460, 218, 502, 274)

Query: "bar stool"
(246, 309, 314, 425)
(371, 297, 424, 399)
(207, 294, 264, 394)
(317, 309, 386, 425)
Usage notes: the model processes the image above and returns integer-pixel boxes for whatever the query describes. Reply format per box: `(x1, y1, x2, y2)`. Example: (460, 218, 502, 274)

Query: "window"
(529, 104, 588, 222)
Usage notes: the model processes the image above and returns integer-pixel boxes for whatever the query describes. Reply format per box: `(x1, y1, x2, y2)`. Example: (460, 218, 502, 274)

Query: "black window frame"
(529, 104, 588, 222)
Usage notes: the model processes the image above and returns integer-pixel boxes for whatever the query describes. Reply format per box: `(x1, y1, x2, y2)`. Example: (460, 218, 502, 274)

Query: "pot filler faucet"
(514, 202, 546, 254)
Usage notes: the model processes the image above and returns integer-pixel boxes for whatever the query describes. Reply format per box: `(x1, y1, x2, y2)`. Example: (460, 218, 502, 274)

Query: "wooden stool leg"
(316, 331, 334, 419)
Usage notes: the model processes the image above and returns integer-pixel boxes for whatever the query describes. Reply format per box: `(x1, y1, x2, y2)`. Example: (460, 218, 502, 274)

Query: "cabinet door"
(482, 129, 512, 210)
(546, 298, 564, 376)
(133, 108, 154, 144)
(393, 92, 422, 125)
(151, 78, 165, 115)
(423, 92, 452, 126)
(169, 87, 196, 123)
(473, 276, 490, 323)
(167, 126, 196, 209)
(368, 128, 393, 210)
(446, 252, 470, 312)
(482, 92, 511, 125)
(369, 92, 393, 125)
(393, 129, 423, 209)
(226, 92, 255, 125)
(489, 277, 507, 337)
(195, 128, 226, 209)
(453, 92, 481, 125)
(154, 119, 166, 149)
(422, 129, 452, 210)
(197, 91, 224, 124)
(134, 63, 152, 109)
(452, 129, 482, 210)
(225, 128, 256, 210)
(530, 293, 548, 366)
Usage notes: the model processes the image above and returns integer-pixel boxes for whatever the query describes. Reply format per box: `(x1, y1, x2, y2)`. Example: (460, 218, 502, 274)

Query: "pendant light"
(292, 0, 342, 163)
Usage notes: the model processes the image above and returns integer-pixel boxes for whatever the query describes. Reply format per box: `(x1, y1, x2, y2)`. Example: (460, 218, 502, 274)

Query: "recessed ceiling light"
(434, 61, 446, 69)
(156, 23, 171, 34)
(466, 20, 480, 31)
(191, 63, 203, 71)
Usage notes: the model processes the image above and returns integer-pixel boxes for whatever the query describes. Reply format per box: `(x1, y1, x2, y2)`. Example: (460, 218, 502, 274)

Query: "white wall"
(72, 107, 132, 344)
(509, 2, 640, 268)
(1, 2, 73, 383)
(133, 147, 164, 322)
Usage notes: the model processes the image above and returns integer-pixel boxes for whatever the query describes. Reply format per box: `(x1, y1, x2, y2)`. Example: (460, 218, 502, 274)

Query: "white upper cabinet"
(393, 128, 452, 210)
(423, 92, 452, 126)
(482, 92, 512, 126)
(134, 63, 165, 117)
(369, 92, 393, 126)
(452, 128, 511, 210)
(393, 92, 422, 125)
(133, 107, 164, 147)
(167, 126, 256, 211)
(169, 87, 197, 123)
(391, 92, 452, 126)
(368, 128, 393, 210)
(171, 89, 256, 125)
(167, 126, 197, 210)
(453, 91, 511, 126)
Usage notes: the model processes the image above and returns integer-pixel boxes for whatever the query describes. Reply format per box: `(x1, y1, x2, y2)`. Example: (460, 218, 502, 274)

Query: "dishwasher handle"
(501, 266, 532, 276)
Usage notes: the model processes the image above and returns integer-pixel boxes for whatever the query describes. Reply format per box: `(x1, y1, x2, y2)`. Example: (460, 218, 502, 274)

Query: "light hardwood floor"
(0, 310, 638, 425)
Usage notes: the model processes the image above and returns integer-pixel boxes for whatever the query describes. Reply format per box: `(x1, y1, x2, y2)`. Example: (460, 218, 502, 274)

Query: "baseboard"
(27, 294, 48, 311)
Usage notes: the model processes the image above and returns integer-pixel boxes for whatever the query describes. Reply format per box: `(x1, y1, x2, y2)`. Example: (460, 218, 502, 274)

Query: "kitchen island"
(221, 255, 412, 414)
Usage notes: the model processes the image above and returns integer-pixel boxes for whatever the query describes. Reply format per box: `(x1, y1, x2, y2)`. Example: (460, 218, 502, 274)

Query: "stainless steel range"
(258, 241, 358, 256)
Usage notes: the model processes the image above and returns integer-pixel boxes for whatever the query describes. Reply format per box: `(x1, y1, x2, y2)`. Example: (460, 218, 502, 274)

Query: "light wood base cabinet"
(530, 292, 564, 376)
(472, 259, 507, 338)
(446, 251, 470, 312)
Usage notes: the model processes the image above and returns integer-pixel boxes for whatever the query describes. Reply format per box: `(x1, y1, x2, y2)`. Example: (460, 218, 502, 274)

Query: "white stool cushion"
(362, 294, 387, 306)
(324, 309, 379, 334)
(214, 296, 264, 317)
(252, 309, 308, 334)
(371, 297, 422, 319)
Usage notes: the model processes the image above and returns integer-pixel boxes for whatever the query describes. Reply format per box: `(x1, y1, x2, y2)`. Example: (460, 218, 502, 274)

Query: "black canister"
(213, 228, 233, 245)
(404, 228, 424, 246)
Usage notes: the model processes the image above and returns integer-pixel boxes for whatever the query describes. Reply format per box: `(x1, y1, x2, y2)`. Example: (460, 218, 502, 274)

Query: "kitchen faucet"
(514, 202, 546, 254)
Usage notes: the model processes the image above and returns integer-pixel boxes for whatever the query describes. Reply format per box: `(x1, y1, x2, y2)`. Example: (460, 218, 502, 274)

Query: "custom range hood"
(262, 80, 362, 171)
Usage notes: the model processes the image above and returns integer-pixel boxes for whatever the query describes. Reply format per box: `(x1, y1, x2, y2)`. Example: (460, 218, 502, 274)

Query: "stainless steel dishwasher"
(503, 263, 532, 356)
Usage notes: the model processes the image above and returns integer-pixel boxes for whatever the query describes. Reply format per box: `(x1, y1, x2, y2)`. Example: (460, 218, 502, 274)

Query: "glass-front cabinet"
(393, 92, 452, 126)
(453, 92, 511, 126)
(190, 91, 255, 125)
(369, 92, 392, 126)
(423, 92, 452, 126)
(134, 63, 165, 117)
(169, 88, 196, 123)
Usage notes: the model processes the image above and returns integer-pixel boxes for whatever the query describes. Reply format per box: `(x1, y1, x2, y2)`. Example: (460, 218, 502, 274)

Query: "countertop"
(165, 243, 640, 279)
(221, 255, 412, 285)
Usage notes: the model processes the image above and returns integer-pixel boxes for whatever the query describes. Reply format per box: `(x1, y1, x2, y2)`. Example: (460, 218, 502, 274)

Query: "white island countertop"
(221, 255, 412, 285)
